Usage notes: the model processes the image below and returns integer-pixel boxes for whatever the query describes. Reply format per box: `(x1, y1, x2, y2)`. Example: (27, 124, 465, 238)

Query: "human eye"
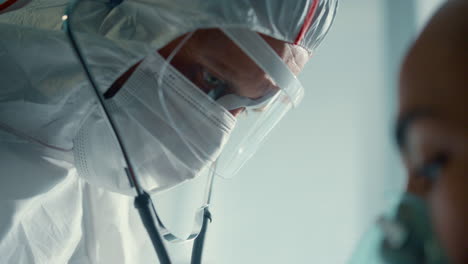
(415, 153, 449, 182)
(201, 69, 230, 100)
(202, 70, 224, 87)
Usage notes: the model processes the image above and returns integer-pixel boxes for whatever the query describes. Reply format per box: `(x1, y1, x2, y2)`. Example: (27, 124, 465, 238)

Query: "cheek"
(429, 159, 468, 264)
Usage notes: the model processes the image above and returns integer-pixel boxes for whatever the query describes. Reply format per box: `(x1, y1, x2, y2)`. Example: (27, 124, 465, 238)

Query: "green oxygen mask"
(349, 194, 452, 264)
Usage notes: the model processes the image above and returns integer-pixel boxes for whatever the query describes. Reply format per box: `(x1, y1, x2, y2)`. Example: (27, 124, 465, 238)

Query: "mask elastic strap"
(216, 89, 277, 110)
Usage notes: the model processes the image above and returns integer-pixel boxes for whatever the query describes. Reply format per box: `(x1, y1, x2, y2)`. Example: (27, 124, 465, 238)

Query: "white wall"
(415, 0, 445, 29)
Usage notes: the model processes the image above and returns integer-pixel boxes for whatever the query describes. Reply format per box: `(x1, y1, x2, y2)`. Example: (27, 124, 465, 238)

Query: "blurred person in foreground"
(350, 1, 467, 264)
(396, 0, 468, 262)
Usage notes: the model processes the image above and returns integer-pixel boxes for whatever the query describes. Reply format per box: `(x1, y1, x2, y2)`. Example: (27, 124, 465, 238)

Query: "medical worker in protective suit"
(0, 0, 337, 263)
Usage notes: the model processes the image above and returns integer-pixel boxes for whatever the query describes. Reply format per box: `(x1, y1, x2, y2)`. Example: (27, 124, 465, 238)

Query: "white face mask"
(73, 52, 236, 196)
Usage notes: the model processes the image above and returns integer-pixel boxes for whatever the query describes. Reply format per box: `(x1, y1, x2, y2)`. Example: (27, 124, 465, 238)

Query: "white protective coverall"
(0, 0, 337, 263)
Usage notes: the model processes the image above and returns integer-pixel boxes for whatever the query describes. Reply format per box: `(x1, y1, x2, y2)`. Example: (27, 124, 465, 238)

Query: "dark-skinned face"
(396, 1, 468, 263)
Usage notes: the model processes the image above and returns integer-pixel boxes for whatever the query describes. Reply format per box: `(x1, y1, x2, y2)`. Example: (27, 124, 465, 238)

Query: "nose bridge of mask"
(215, 89, 278, 111)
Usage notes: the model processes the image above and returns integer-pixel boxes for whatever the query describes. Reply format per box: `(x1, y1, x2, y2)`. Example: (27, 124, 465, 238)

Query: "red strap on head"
(0, 0, 31, 13)
(294, 0, 319, 45)
(0, 0, 18, 11)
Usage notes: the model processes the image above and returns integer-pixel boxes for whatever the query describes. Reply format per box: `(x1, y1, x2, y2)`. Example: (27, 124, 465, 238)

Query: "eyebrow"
(203, 55, 239, 82)
(395, 108, 436, 151)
